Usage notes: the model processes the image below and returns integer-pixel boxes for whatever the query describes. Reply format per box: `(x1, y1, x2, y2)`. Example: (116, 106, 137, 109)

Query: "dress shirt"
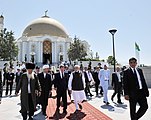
(28, 77, 31, 93)
(116, 72, 121, 82)
(86, 71, 94, 81)
(44, 73, 46, 78)
(131, 67, 142, 89)
(60, 71, 64, 79)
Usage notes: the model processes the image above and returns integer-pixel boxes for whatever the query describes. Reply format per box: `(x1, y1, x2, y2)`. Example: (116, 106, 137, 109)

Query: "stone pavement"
(46, 90, 112, 120)
(0, 88, 151, 120)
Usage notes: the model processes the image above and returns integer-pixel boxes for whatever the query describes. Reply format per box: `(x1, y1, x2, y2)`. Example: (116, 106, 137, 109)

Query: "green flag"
(135, 42, 140, 51)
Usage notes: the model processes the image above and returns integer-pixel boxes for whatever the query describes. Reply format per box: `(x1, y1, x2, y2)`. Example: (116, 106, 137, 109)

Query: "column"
(51, 42, 55, 63)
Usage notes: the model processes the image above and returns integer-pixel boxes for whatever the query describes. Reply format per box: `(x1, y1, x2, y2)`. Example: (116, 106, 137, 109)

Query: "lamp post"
(109, 29, 117, 72)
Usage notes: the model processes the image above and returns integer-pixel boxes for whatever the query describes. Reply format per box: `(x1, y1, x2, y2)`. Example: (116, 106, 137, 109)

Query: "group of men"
(14, 63, 87, 120)
(1, 57, 149, 120)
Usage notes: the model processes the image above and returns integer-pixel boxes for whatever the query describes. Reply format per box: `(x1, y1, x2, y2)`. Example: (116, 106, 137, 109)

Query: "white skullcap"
(74, 65, 80, 68)
(59, 64, 64, 68)
(43, 65, 49, 69)
(16, 66, 20, 70)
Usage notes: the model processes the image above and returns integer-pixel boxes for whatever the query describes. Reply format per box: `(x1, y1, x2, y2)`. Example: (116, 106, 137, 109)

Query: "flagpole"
(135, 42, 140, 66)
(135, 49, 140, 66)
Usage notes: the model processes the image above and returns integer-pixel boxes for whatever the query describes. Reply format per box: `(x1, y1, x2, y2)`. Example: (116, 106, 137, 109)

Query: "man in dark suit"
(123, 57, 149, 120)
(15, 68, 22, 94)
(38, 65, 52, 117)
(53, 64, 68, 114)
(64, 65, 72, 99)
(111, 67, 123, 104)
(84, 67, 93, 97)
(92, 66, 100, 96)
(5, 67, 15, 96)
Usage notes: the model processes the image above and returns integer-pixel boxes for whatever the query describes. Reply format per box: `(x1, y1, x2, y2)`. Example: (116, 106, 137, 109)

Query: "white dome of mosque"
(22, 15, 68, 38)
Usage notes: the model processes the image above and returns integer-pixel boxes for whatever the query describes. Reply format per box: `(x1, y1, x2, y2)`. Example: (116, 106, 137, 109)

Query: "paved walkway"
(46, 90, 112, 120)
(0, 88, 151, 120)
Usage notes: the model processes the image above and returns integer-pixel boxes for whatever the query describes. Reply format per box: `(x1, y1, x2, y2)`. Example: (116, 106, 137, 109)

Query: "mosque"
(17, 12, 72, 66)
(0, 12, 91, 67)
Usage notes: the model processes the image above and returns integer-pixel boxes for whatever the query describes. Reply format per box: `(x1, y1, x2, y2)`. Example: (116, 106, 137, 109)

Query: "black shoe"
(106, 102, 110, 105)
(63, 110, 67, 114)
(90, 94, 93, 97)
(56, 108, 60, 113)
(117, 102, 123, 104)
(42, 112, 46, 116)
(28, 116, 33, 120)
(103, 101, 106, 103)
(75, 109, 80, 113)
(82, 100, 87, 103)
(78, 104, 82, 110)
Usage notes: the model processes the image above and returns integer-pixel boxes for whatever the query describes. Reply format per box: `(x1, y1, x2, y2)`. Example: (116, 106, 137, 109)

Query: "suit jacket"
(123, 67, 149, 97)
(38, 72, 52, 104)
(53, 72, 68, 92)
(38, 72, 52, 92)
(6, 72, 14, 84)
(92, 71, 100, 84)
(15, 72, 22, 84)
(112, 72, 122, 91)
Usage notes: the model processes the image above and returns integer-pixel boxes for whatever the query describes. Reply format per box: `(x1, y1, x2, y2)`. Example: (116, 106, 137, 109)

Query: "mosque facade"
(17, 14, 72, 65)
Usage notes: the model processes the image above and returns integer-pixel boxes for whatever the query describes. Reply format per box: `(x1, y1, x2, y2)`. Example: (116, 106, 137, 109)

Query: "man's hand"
(15, 92, 19, 96)
(124, 95, 129, 100)
(38, 91, 41, 97)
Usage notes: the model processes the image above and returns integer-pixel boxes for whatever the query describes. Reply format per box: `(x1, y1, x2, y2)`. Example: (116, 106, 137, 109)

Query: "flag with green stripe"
(135, 42, 140, 51)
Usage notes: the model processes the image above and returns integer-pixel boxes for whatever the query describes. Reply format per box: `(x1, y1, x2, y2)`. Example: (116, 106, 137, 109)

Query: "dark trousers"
(129, 90, 148, 120)
(41, 94, 49, 115)
(85, 82, 92, 96)
(68, 89, 71, 99)
(6, 82, 13, 95)
(22, 94, 34, 120)
(57, 90, 67, 111)
(15, 82, 19, 94)
(111, 82, 122, 103)
(95, 82, 100, 95)
(100, 86, 103, 95)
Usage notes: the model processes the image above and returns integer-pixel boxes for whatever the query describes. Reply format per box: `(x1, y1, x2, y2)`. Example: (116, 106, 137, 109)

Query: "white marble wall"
(17, 35, 72, 64)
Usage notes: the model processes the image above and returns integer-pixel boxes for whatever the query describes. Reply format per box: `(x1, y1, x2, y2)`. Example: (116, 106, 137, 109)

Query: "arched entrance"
(43, 41, 52, 64)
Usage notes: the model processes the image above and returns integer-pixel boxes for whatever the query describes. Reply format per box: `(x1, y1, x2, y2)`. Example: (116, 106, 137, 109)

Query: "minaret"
(0, 15, 4, 32)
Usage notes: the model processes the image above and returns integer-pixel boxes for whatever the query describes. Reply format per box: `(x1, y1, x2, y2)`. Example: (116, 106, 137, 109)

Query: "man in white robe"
(68, 65, 86, 111)
(98, 64, 110, 105)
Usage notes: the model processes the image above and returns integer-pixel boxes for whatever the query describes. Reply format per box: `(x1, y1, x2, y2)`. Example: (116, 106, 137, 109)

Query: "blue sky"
(1, 0, 151, 65)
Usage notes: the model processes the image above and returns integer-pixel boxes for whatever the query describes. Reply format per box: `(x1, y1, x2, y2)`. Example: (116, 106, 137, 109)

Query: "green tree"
(107, 55, 117, 65)
(0, 28, 18, 61)
(68, 36, 87, 61)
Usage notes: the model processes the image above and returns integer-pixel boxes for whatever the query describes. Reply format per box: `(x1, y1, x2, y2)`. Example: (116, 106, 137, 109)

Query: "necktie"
(133, 68, 139, 89)
(133, 69, 138, 79)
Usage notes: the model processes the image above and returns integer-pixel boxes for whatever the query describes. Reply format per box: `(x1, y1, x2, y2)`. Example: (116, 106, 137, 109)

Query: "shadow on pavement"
(114, 103, 128, 109)
(66, 110, 86, 120)
(100, 104, 115, 111)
